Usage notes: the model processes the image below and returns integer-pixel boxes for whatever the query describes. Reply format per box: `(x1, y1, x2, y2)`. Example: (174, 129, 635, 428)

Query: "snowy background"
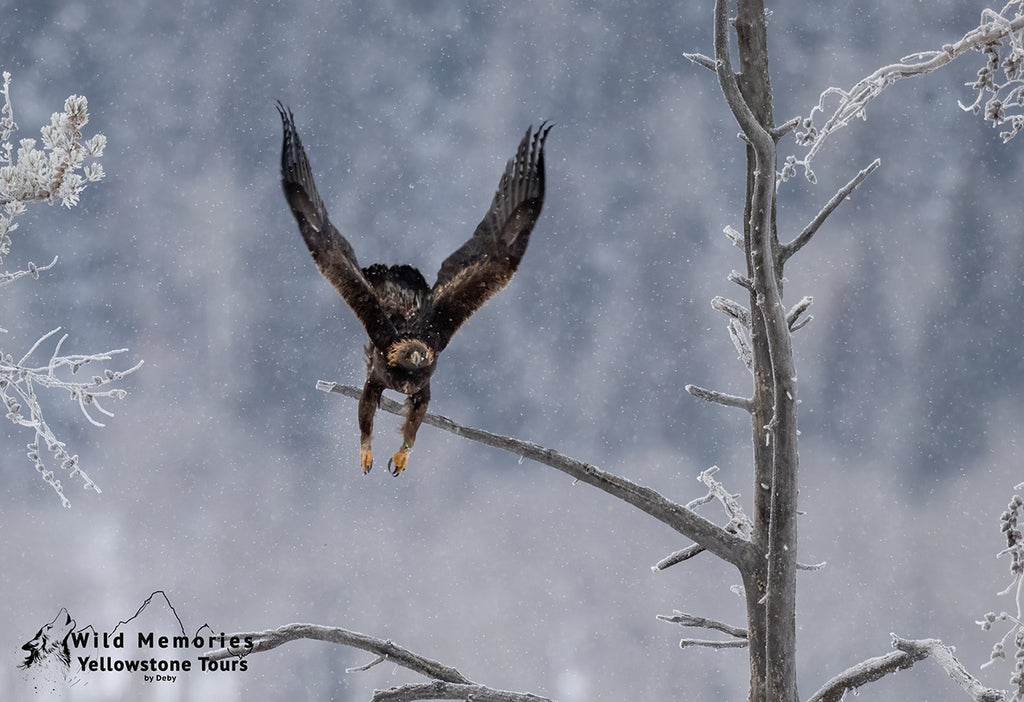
(2, 1, 1022, 700)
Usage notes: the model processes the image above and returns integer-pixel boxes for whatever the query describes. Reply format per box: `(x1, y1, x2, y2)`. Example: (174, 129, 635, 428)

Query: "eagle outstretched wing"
(427, 122, 553, 352)
(276, 102, 397, 352)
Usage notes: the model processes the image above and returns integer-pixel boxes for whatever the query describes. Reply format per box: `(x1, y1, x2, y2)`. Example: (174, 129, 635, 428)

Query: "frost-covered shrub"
(0, 71, 140, 507)
(979, 485, 1024, 701)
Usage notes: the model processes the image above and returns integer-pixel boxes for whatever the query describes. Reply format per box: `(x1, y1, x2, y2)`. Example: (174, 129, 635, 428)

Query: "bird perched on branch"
(276, 103, 552, 476)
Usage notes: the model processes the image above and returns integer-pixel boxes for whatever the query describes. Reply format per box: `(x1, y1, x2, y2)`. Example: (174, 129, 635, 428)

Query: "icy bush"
(1, 71, 139, 507)
(979, 484, 1024, 701)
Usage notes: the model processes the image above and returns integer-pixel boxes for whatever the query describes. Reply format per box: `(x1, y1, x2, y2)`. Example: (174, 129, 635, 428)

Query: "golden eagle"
(276, 103, 552, 476)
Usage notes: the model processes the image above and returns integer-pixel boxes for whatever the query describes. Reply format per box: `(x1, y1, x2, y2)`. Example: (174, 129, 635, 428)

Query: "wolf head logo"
(20, 609, 75, 689)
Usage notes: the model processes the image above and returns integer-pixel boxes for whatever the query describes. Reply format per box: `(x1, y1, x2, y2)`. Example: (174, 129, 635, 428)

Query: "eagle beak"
(410, 350, 424, 367)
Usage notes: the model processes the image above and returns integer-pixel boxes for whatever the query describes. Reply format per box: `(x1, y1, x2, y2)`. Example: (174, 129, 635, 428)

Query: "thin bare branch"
(686, 384, 754, 412)
(679, 638, 749, 650)
(652, 544, 706, 571)
(202, 623, 471, 684)
(785, 296, 814, 332)
(723, 225, 744, 248)
(346, 655, 386, 673)
(317, 382, 756, 569)
(684, 52, 719, 72)
(771, 116, 801, 141)
(797, 559, 827, 571)
(657, 611, 748, 640)
(779, 159, 881, 265)
(372, 682, 552, 702)
(712, 295, 752, 328)
(726, 319, 754, 374)
(728, 270, 754, 291)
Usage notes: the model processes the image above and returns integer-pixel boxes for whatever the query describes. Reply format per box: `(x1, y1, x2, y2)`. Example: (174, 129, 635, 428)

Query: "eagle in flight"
(276, 103, 552, 476)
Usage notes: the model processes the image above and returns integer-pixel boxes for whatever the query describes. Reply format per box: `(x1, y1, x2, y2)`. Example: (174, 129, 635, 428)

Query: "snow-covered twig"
(677, 638, 748, 650)
(653, 467, 753, 571)
(651, 543, 706, 571)
(785, 296, 814, 332)
(1, 328, 142, 506)
(657, 610, 748, 639)
(685, 384, 754, 412)
(779, 159, 881, 265)
(0, 254, 57, 290)
(657, 607, 749, 652)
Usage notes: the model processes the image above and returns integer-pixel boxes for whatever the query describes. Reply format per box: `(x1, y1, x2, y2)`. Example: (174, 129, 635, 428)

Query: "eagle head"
(387, 339, 435, 372)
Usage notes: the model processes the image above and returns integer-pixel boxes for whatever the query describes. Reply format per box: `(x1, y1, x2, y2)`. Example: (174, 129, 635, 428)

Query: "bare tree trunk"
(714, 0, 799, 699)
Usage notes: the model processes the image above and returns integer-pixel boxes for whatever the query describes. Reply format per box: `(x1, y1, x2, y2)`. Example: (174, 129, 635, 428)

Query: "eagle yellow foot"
(388, 445, 412, 477)
(360, 448, 373, 475)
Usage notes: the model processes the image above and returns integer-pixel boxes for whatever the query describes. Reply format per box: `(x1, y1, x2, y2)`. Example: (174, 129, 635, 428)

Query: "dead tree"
(210, 1, 1024, 699)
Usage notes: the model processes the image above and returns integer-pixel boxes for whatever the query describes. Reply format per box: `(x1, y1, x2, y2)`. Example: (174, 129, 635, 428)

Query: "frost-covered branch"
(0, 254, 57, 291)
(1, 71, 137, 507)
(653, 466, 754, 571)
(790, 2, 1024, 181)
(785, 296, 814, 333)
(779, 159, 881, 265)
(1, 328, 142, 507)
(894, 637, 1006, 702)
(651, 543, 706, 571)
(0, 71, 106, 211)
(201, 623, 551, 702)
(808, 634, 1005, 702)
(659, 609, 751, 651)
(685, 384, 753, 412)
(317, 381, 757, 569)
(806, 642, 929, 702)
(372, 682, 552, 702)
(708, 296, 754, 373)
(202, 623, 472, 682)
(657, 610, 749, 650)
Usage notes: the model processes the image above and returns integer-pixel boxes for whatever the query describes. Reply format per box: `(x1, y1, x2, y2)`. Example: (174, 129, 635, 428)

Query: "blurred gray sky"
(2, 2, 1022, 700)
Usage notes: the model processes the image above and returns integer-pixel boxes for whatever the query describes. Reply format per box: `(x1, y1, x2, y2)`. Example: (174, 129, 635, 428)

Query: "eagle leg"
(389, 384, 430, 477)
(358, 379, 384, 475)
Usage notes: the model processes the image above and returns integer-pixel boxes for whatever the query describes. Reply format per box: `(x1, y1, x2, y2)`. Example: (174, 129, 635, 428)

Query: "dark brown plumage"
(276, 103, 552, 475)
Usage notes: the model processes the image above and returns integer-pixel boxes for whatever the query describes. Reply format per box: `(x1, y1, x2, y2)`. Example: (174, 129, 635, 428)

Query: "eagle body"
(276, 103, 551, 475)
